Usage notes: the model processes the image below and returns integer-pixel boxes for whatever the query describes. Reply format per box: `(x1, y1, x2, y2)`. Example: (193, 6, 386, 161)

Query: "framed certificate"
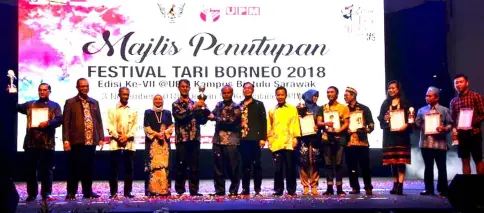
(299, 114, 316, 136)
(349, 111, 364, 132)
(424, 113, 440, 135)
(324, 110, 340, 132)
(457, 108, 473, 130)
(389, 109, 405, 131)
(31, 108, 49, 128)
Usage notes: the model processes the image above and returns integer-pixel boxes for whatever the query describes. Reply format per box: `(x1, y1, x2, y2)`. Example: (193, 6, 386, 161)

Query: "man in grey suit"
(63, 78, 104, 200)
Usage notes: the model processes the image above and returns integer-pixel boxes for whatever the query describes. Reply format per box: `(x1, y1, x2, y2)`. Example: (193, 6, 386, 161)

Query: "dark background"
(1, 0, 482, 182)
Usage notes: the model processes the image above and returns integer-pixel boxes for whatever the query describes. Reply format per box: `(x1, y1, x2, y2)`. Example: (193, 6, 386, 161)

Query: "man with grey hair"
(415, 86, 452, 196)
(207, 85, 242, 197)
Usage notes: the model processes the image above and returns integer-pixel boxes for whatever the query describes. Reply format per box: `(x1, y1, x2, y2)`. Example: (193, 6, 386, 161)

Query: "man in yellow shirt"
(267, 87, 301, 196)
(317, 86, 350, 196)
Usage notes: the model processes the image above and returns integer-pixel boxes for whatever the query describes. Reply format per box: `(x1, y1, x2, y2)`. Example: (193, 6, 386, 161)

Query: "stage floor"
(15, 178, 452, 213)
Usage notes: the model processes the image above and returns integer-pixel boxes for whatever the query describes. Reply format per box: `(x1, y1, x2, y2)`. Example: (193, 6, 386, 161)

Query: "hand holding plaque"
(195, 85, 210, 117)
(324, 110, 340, 132)
(424, 113, 440, 135)
(349, 111, 364, 132)
(31, 108, 49, 128)
(457, 108, 473, 130)
(389, 109, 405, 131)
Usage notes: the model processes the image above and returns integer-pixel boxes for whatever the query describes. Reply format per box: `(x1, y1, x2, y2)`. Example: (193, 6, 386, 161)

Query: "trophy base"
(9, 87, 17, 93)
(297, 107, 308, 116)
(195, 108, 211, 117)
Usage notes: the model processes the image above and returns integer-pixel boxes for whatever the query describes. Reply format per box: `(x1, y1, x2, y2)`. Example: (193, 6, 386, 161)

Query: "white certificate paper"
(299, 114, 316, 136)
(424, 113, 440, 135)
(390, 109, 405, 131)
(324, 110, 340, 132)
(31, 108, 49, 128)
(457, 108, 473, 130)
(349, 111, 364, 132)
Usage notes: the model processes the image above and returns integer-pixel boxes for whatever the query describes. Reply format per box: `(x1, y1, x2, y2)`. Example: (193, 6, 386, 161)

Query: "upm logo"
(226, 7, 260, 15)
(200, 8, 221, 22)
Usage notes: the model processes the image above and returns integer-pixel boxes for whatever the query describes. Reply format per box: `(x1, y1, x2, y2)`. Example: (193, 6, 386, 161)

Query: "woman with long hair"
(377, 81, 413, 195)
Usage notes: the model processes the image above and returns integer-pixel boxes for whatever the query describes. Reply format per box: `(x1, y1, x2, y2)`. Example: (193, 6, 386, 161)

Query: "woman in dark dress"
(377, 81, 412, 195)
(296, 89, 322, 196)
(144, 95, 174, 196)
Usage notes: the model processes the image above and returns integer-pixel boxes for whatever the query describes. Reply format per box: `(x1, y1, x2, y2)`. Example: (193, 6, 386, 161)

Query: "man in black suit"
(63, 78, 104, 200)
(239, 82, 267, 196)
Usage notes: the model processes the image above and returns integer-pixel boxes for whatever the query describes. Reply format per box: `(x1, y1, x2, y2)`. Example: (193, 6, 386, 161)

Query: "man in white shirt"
(107, 87, 138, 199)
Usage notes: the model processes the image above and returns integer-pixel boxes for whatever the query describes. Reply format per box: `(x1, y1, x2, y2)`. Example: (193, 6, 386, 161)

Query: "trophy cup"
(296, 93, 308, 116)
(196, 85, 210, 117)
(408, 107, 415, 124)
(7, 70, 17, 93)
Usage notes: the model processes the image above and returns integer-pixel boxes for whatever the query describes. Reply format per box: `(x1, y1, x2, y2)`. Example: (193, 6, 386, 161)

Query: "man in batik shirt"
(239, 82, 266, 196)
(267, 86, 301, 196)
(450, 74, 484, 174)
(317, 86, 349, 196)
(63, 78, 104, 200)
(172, 79, 208, 196)
(416, 86, 452, 196)
(207, 85, 242, 197)
(343, 87, 374, 195)
(14, 83, 62, 201)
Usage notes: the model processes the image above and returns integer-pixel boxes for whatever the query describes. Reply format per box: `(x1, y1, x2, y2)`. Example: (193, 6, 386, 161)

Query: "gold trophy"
(7, 70, 17, 93)
(297, 93, 308, 116)
(196, 85, 210, 116)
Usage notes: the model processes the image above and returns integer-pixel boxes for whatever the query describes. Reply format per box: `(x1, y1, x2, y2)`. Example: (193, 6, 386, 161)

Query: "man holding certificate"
(296, 89, 321, 196)
(415, 87, 452, 196)
(14, 83, 62, 202)
(267, 86, 301, 196)
(107, 87, 138, 199)
(316, 86, 349, 196)
(343, 87, 374, 195)
(449, 74, 484, 174)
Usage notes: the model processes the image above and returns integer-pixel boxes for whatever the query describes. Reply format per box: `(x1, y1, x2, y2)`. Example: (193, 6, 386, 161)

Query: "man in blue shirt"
(415, 86, 452, 196)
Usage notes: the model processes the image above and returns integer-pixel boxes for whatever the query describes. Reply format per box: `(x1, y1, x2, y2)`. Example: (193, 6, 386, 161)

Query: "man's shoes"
(83, 192, 100, 199)
(349, 189, 360, 194)
(254, 192, 262, 197)
(109, 194, 119, 199)
(209, 192, 225, 196)
(26, 196, 36, 202)
(190, 193, 203, 197)
(65, 194, 76, 201)
(420, 190, 435, 196)
(229, 192, 238, 198)
(365, 189, 373, 196)
(439, 191, 448, 197)
(124, 194, 135, 199)
(241, 190, 250, 196)
(272, 192, 283, 196)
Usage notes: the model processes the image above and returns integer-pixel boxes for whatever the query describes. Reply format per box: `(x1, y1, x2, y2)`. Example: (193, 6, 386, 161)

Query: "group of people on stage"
(12, 74, 484, 202)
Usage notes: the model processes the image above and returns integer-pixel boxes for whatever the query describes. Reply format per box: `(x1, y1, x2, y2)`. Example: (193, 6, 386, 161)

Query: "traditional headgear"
(346, 87, 357, 95)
